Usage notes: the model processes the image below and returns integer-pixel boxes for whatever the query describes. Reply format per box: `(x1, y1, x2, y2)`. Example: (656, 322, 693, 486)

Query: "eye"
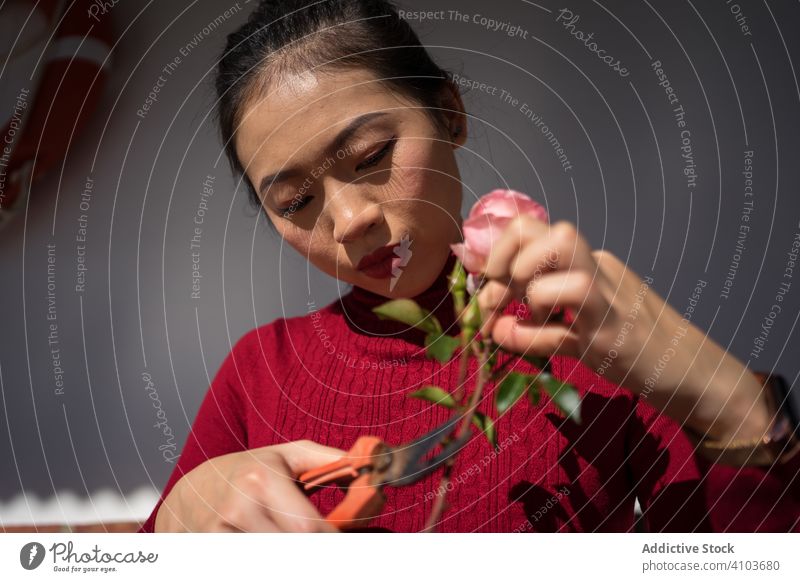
(356, 136, 397, 171)
(277, 195, 313, 216)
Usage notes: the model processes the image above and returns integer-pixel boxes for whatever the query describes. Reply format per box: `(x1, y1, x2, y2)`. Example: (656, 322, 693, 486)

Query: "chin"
(353, 276, 414, 299)
(377, 259, 446, 299)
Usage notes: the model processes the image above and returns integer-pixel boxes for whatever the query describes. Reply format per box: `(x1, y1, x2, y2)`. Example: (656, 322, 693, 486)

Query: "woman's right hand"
(154, 440, 346, 532)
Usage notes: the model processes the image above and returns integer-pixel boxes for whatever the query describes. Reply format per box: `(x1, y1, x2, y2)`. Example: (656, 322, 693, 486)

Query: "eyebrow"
(258, 112, 389, 200)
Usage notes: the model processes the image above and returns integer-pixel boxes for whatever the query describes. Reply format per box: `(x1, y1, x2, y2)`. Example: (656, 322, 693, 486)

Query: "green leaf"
(527, 381, 541, 406)
(409, 386, 497, 448)
(409, 385, 457, 409)
(449, 259, 467, 294)
(449, 260, 467, 316)
(460, 297, 482, 330)
(471, 411, 497, 449)
(496, 372, 536, 414)
(541, 375, 582, 424)
(373, 299, 442, 335)
(425, 333, 461, 363)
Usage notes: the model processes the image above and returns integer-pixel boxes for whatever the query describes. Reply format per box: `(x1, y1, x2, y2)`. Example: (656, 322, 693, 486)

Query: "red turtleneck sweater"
(139, 258, 800, 532)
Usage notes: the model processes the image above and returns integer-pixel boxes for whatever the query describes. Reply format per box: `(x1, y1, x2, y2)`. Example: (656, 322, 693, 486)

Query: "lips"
(357, 244, 399, 279)
(357, 244, 396, 270)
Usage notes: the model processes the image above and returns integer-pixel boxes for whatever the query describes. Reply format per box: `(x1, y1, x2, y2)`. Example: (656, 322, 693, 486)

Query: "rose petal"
(469, 189, 549, 223)
(456, 189, 549, 275)
(450, 242, 485, 273)
(463, 213, 512, 257)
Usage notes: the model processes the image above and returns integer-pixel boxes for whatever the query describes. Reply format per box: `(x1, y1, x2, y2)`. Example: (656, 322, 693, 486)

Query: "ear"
(439, 79, 468, 149)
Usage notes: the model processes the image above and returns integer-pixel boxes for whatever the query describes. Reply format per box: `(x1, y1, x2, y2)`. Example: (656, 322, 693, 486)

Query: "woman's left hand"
(476, 215, 770, 442)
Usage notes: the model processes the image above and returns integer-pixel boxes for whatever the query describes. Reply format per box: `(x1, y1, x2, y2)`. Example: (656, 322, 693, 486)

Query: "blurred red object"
(0, 0, 113, 230)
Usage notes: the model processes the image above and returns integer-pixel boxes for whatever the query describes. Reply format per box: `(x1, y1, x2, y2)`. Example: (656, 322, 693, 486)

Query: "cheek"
(289, 232, 312, 255)
(276, 223, 329, 265)
(393, 140, 459, 204)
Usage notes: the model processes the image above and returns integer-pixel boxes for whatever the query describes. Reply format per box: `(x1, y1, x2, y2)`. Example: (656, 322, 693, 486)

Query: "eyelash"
(356, 136, 397, 171)
(277, 136, 397, 215)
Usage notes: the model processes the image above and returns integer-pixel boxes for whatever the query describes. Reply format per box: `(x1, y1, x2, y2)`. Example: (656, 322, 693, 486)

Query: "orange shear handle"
(298, 436, 387, 530)
(324, 472, 386, 529)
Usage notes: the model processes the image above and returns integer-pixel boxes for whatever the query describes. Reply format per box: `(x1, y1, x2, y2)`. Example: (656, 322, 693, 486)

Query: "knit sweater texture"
(140, 259, 800, 532)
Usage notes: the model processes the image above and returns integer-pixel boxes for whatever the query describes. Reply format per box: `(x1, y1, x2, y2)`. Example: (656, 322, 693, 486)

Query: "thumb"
(272, 439, 347, 477)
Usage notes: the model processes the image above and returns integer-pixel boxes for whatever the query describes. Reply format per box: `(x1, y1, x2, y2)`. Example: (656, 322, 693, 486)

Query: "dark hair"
(215, 0, 455, 209)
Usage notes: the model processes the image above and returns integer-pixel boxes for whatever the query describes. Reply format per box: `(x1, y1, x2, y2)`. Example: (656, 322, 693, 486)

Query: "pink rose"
(450, 189, 549, 273)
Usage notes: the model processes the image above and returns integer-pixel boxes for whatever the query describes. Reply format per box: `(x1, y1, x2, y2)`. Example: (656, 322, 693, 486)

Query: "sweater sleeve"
(137, 333, 252, 533)
(626, 394, 800, 532)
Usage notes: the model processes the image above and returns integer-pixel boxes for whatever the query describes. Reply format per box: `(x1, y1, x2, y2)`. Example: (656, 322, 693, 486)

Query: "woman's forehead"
(235, 69, 408, 161)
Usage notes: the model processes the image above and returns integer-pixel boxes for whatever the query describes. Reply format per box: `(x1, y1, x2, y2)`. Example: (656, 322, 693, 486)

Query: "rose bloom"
(451, 189, 549, 273)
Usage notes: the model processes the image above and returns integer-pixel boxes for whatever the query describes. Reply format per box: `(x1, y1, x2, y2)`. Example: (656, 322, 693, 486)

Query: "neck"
(339, 254, 460, 341)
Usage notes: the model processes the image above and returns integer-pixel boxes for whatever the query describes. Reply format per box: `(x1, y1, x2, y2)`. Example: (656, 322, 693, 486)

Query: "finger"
(212, 487, 283, 533)
(213, 515, 281, 533)
(269, 440, 347, 476)
(261, 468, 339, 532)
(591, 248, 626, 280)
(521, 222, 597, 274)
(525, 271, 609, 329)
(222, 455, 338, 533)
(507, 224, 594, 286)
(483, 215, 548, 280)
(160, 465, 285, 533)
(267, 440, 346, 532)
(490, 314, 580, 358)
(526, 301, 562, 327)
(477, 280, 517, 336)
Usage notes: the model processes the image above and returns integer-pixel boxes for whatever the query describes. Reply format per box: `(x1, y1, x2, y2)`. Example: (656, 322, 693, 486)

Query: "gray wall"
(1, 0, 799, 503)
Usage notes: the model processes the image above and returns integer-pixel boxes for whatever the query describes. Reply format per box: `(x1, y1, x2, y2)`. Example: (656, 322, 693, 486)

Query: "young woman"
(140, 0, 799, 532)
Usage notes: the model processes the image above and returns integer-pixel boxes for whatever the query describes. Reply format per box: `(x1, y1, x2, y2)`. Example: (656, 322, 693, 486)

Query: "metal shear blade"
(380, 413, 471, 487)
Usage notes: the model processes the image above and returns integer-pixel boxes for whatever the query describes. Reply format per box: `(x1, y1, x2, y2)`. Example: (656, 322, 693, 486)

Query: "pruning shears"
(299, 414, 471, 530)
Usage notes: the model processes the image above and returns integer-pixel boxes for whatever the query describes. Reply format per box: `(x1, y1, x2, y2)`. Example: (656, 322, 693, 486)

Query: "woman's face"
(235, 68, 467, 298)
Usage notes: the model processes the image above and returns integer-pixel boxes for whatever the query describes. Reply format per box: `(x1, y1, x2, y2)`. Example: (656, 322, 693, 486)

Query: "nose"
(330, 186, 385, 244)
